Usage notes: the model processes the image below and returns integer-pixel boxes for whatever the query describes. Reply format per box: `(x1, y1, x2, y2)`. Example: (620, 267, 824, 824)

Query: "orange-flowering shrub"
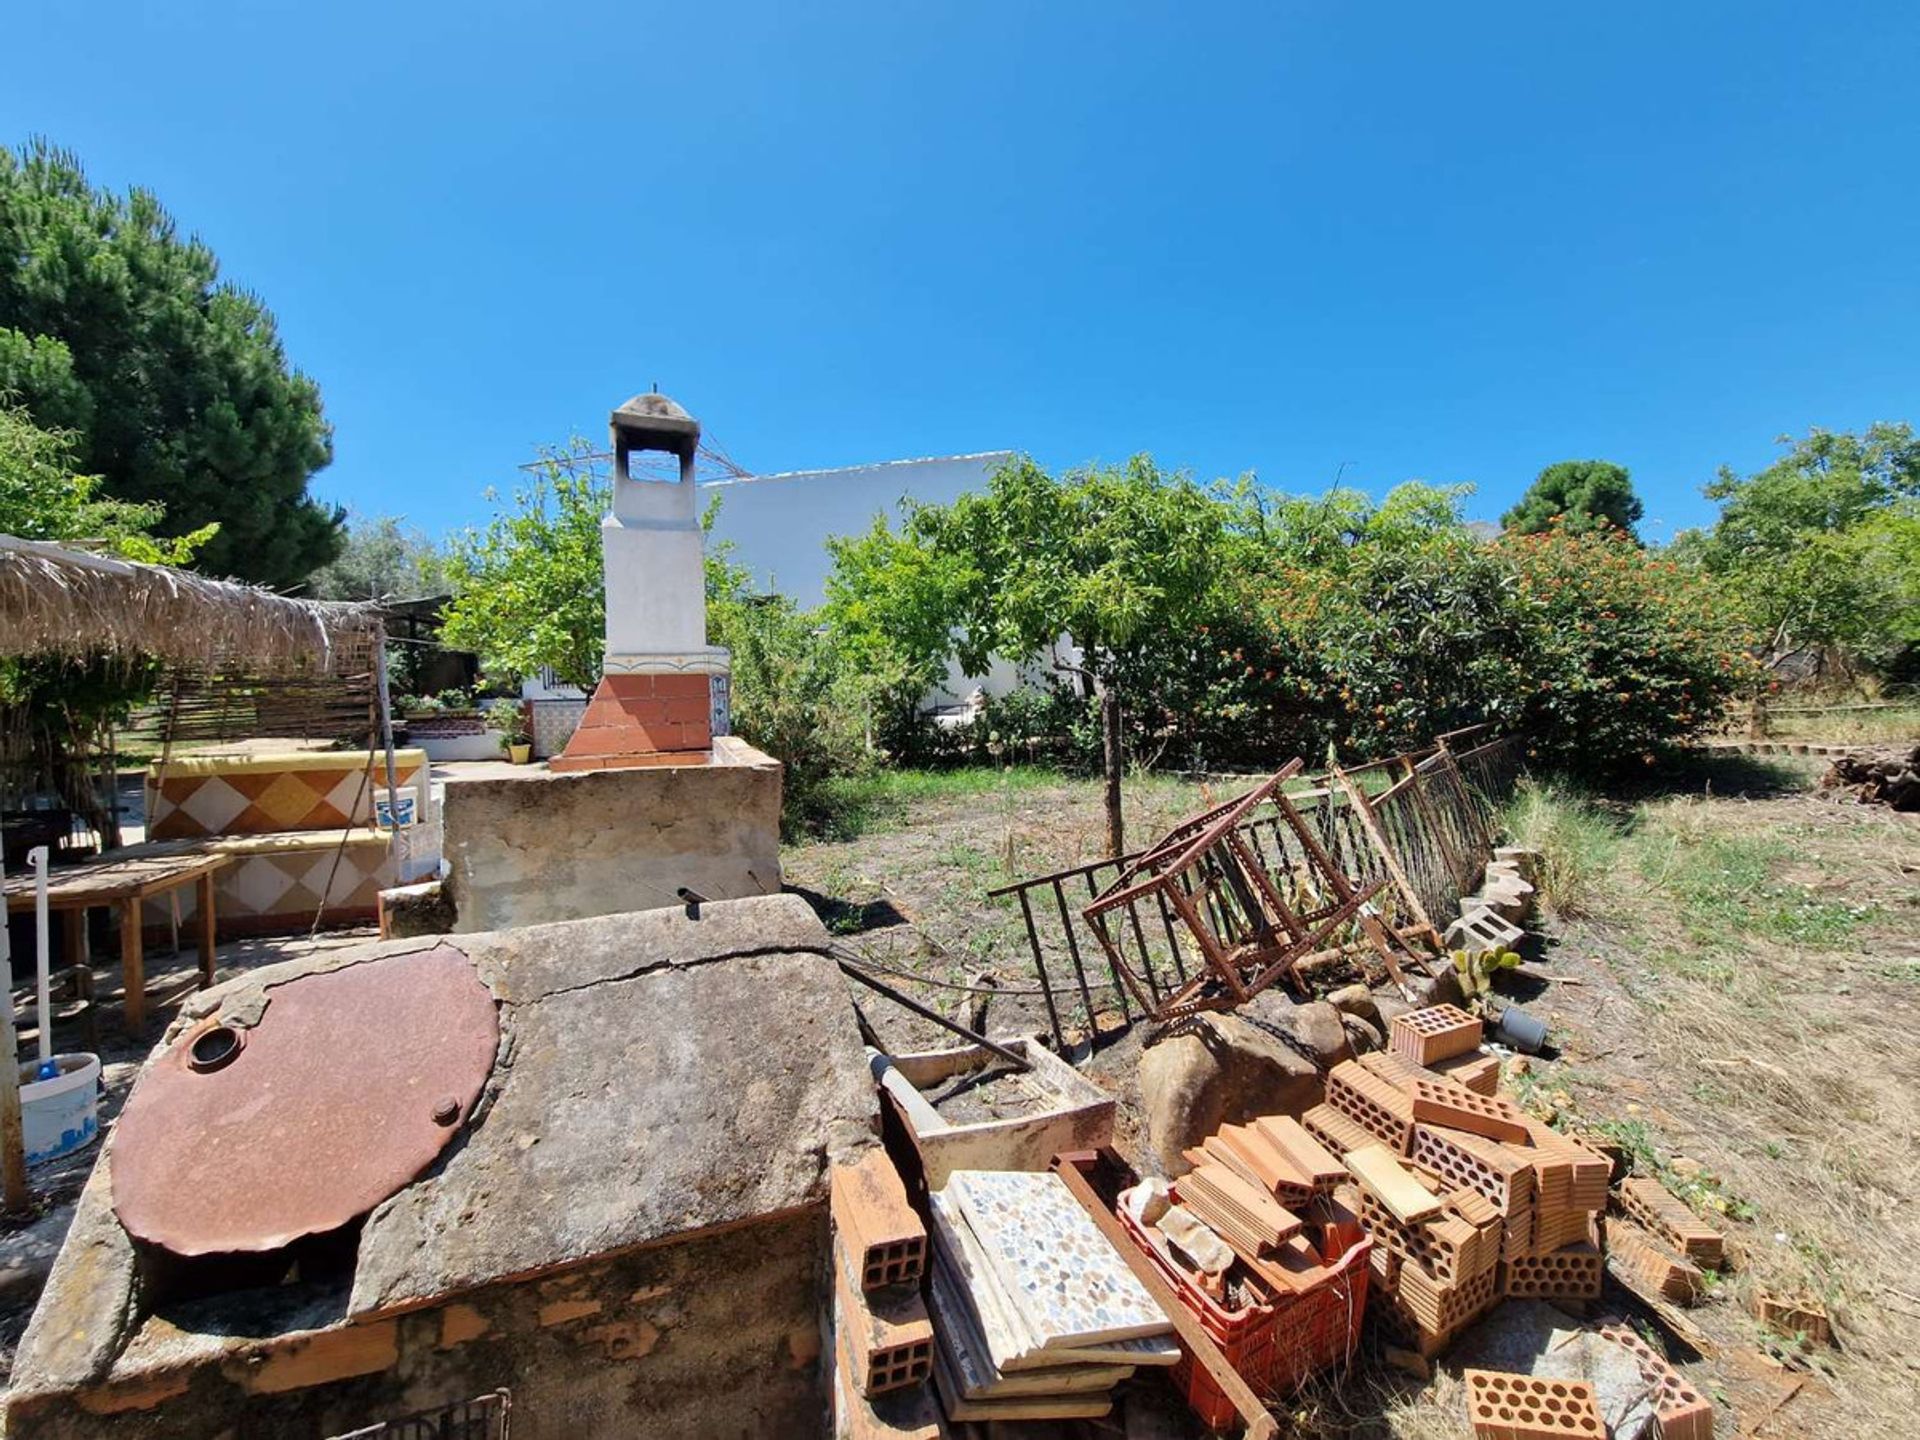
(1498, 522, 1754, 771)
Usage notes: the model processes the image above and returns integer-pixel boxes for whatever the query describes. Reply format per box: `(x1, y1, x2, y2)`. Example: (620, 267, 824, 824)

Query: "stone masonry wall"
(7, 1208, 829, 1440)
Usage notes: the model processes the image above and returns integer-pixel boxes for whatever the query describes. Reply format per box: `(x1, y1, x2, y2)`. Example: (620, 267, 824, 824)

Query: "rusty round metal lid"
(112, 944, 498, 1257)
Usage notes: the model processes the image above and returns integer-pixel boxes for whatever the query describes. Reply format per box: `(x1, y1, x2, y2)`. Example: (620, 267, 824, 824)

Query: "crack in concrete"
(525, 943, 833, 1003)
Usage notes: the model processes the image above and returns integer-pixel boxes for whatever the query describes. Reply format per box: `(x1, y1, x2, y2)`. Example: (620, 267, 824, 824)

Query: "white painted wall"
(701, 452, 1012, 610)
(702, 452, 1035, 707)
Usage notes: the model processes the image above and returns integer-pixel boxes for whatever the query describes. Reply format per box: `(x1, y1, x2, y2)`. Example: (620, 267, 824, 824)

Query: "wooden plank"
(1345, 1144, 1441, 1224)
(1052, 1160, 1279, 1440)
(1332, 766, 1433, 930)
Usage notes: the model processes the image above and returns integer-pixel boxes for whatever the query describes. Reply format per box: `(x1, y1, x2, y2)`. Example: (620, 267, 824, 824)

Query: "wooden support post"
(119, 894, 145, 1034)
(1332, 765, 1433, 932)
(0, 859, 31, 1214)
(1053, 1158, 1278, 1440)
(62, 906, 84, 969)
(197, 871, 218, 987)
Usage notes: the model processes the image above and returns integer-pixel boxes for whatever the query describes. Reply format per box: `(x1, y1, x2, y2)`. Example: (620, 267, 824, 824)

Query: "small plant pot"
(507, 743, 532, 765)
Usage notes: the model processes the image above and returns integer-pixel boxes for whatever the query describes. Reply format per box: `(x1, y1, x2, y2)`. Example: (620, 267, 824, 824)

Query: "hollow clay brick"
(1410, 1076, 1533, 1144)
(1499, 1242, 1602, 1301)
(1605, 1221, 1712, 1305)
(1253, 1114, 1347, 1191)
(1304, 1102, 1378, 1158)
(1328, 1061, 1416, 1152)
(1389, 1004, 1484, 1066)
(834, 1243, 934, 1397)
(1462, 1368, 1606, 1440)
(1615, 1178, 1723, 1269)
(1411, 1124, 1535, 1215)
(1597, 1324, 1715, 1440)
(831, 1148, 927, 1290)
(1357, 1049, 1424, 1092)
(1433, 1048, 1502, 1096)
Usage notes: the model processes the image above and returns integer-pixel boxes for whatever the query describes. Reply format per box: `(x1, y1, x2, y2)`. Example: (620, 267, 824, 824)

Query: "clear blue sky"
(8, 2, 1918, 543)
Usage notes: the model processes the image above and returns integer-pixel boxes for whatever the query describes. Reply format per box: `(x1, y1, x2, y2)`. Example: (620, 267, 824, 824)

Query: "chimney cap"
(612, 390, 699, 436)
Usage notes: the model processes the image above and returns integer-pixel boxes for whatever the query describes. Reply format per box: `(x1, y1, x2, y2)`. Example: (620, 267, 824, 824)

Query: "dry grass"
(1752, 701, 1920, 746)
(1528, 769, 1920, 1439)
(0, 534, 379, 674)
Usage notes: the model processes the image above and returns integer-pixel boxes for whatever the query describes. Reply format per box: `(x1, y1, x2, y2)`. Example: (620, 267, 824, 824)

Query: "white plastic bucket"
(19, 1053, 101, 1166)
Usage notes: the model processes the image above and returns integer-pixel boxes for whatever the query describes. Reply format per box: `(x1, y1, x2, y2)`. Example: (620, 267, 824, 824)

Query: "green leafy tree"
(1502, 460, 1642, 538)
(0, 393, 213, 562)
(440, 442, 610, 688)
(309, 512, 447, 602)
(1210, 483, 1525, 761)
(0, 394, 216, 843)
(0, 139, 339, 585)
(707, 583, 894, 839)
(1685, 423, 1920, 680)
(1501, 527, 1749, 770)
(829, 455, 1225, 855)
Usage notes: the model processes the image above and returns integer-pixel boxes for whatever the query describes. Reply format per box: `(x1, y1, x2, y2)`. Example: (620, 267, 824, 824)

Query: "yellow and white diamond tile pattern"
(148, 760, 423, 839)
(145, 837, 391, 934)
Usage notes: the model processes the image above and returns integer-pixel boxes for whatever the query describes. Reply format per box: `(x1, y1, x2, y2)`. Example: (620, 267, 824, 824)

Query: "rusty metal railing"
(988, 730, 1525, 1054)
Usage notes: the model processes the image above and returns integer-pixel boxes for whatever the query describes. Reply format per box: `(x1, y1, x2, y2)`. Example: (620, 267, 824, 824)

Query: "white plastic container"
(19, 1054, 101, 1166)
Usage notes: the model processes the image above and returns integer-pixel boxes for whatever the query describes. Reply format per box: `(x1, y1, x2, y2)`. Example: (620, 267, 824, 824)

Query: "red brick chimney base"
(550, 672, 713, 773)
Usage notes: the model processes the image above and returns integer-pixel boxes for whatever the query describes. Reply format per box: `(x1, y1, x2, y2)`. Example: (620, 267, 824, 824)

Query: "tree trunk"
(1100, 682, 1124, 858)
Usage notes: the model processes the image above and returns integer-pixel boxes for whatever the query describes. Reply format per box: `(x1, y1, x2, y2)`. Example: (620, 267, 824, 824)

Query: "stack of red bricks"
(1603, 1175, 1723, 1306)
(829, 1149, 941, 1440)
(1338, 1139, 1502, 1357)
(548, 671, 713, 771)
(1301, 1005, 1611, 1354)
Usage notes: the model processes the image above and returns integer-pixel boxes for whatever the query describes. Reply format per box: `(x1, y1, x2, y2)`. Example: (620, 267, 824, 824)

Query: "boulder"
(1245, 996, 1355, 1068)
(1324, 983, 1381, 1029)
(1373, 989, 1416, 1029)
(1341, 1014, 1385, 1054)
(1137, 1013, 1324, 1176)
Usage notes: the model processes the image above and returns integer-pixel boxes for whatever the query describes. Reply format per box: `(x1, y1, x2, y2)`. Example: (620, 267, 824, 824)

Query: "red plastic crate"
(1118, 1205, 1371, 1430)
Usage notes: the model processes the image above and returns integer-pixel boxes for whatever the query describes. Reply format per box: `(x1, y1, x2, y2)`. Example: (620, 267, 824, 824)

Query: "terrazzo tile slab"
(926, 1249, 1133, 1398)
(944, 1169, 1174, 1348)
(928, 1191, 1181, 1371)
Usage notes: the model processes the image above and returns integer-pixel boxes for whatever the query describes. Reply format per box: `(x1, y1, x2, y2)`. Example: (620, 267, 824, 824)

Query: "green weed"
(1499, 780, 1625, 918)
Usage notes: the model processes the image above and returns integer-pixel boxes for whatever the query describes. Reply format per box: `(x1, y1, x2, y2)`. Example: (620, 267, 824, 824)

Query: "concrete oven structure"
(4, 895, 878, 1439)
(433, 390, 783, 933)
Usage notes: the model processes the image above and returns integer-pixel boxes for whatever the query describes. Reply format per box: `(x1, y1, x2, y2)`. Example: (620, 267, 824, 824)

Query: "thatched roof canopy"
(0, 534, 382, 676)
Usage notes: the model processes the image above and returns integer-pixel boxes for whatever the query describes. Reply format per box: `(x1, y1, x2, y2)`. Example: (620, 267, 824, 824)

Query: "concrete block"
(874, 1038, 1113, 1193)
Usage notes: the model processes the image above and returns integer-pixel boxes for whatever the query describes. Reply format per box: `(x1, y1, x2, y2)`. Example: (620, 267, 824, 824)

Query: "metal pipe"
(831, 953, 1031, 1072)
(371, 626, 403, 834)
(30, 847, 50, 1068)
